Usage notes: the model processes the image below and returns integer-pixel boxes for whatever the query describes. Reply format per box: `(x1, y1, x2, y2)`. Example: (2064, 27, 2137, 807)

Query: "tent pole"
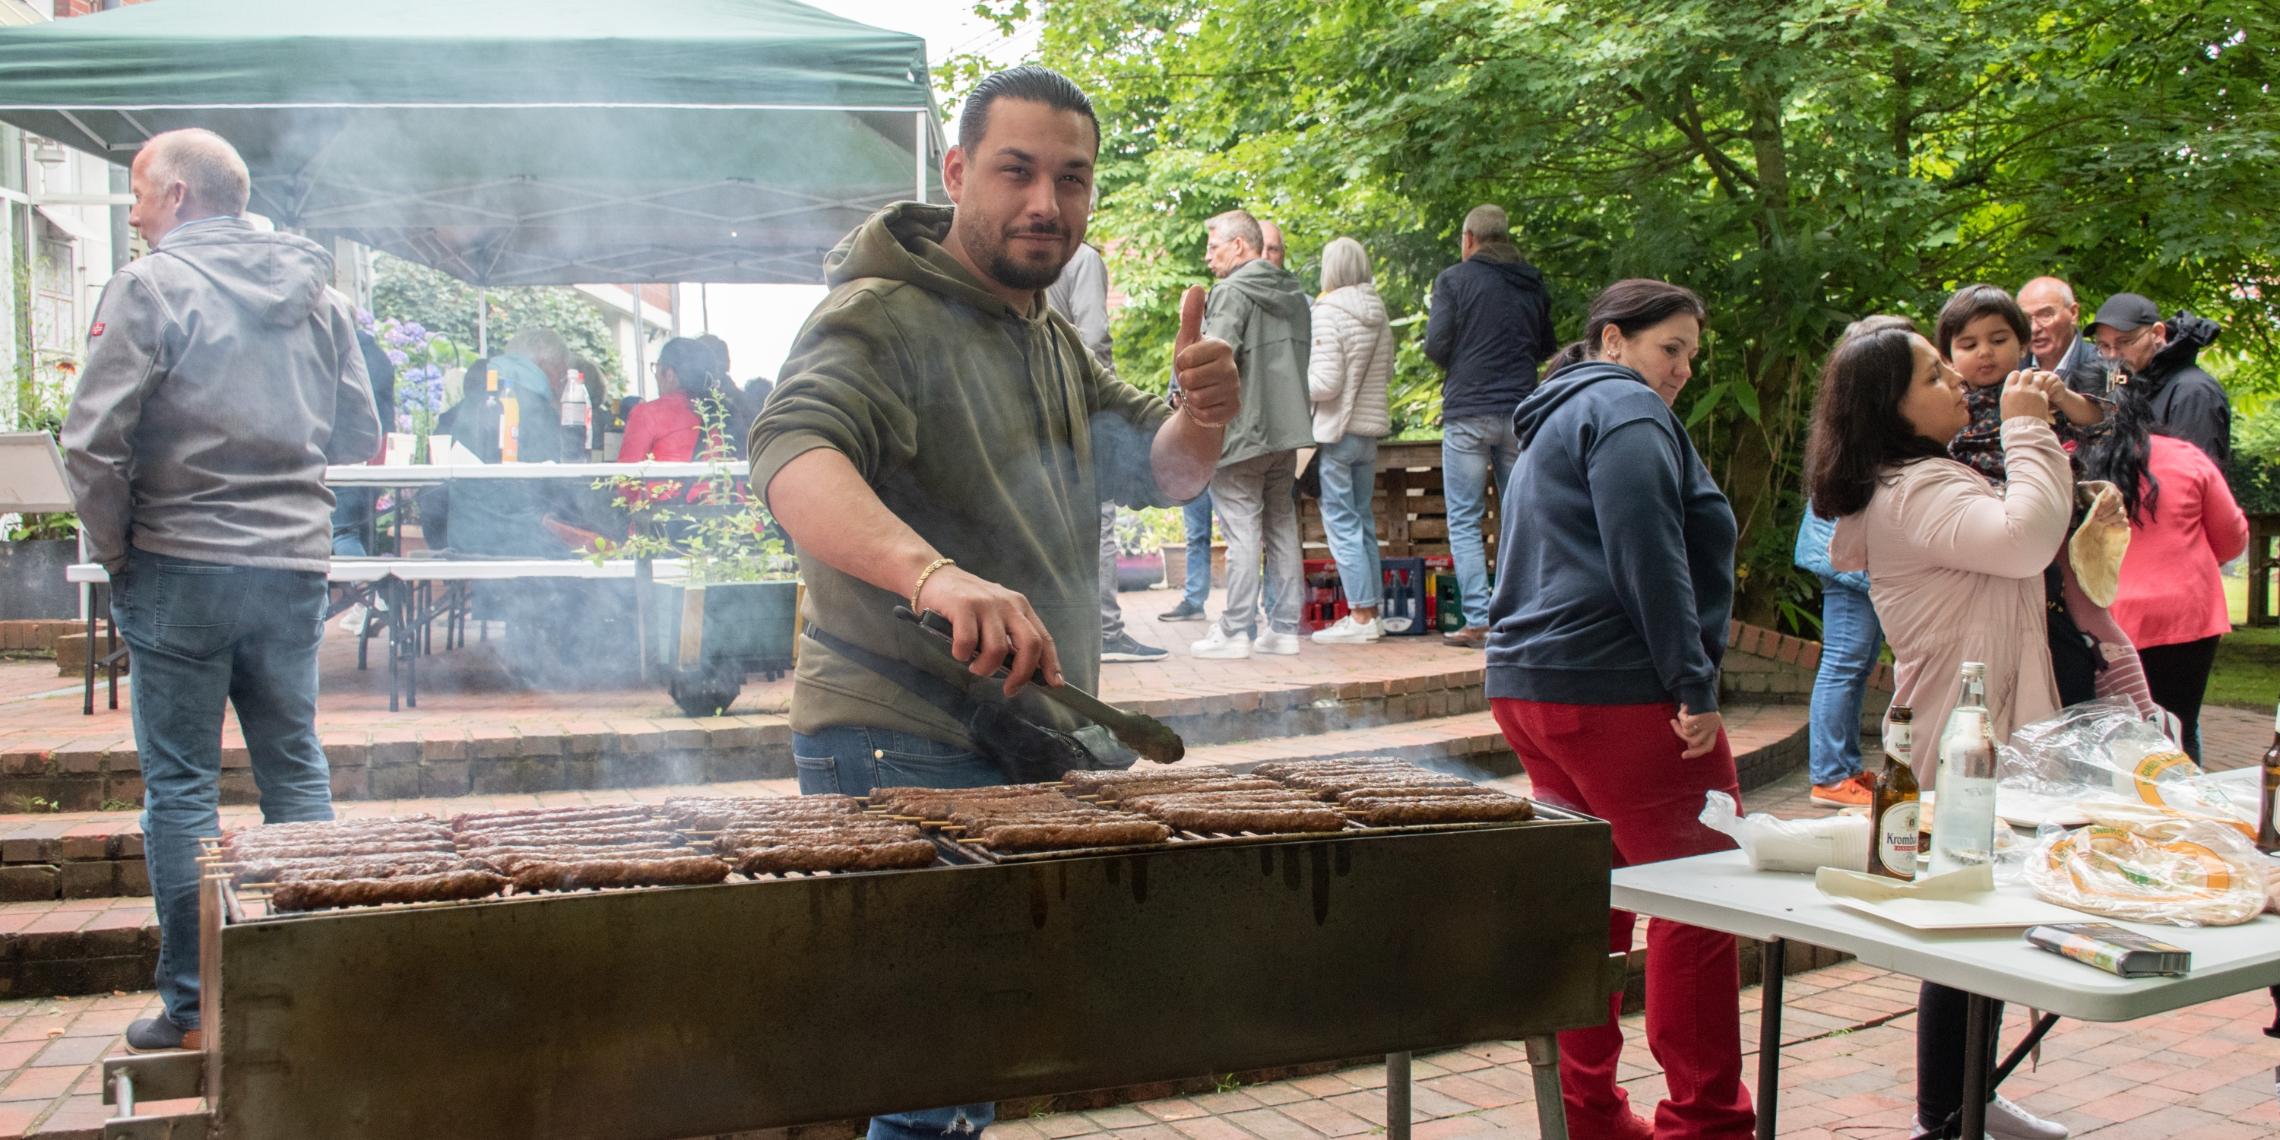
(631, 287, 647, 397)
(915, 111, 927, 204)
(476, 291, 488, 356)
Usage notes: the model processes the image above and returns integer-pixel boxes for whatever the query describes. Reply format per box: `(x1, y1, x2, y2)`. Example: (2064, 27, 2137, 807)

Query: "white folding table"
(1612, 850, 2280, 1140)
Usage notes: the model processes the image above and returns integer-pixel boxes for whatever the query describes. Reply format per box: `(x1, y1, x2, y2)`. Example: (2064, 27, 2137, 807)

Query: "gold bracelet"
(911, 556, 955, 613)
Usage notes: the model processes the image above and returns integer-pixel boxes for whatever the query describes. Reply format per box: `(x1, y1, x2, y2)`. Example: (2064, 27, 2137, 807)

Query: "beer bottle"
(1868, 706, 1921, 879)
(2257, 698, 2279, 856)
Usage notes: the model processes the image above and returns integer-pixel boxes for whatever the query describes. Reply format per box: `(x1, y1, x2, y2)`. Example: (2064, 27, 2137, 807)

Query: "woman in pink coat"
(1808, 324, 2074, 1140)
(2079, 374, 2250, 759)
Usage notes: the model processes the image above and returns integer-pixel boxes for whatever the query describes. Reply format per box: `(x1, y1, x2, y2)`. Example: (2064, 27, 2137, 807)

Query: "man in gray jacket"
(60, 128, 379, 1052)
(1189, 209, 1313, 659)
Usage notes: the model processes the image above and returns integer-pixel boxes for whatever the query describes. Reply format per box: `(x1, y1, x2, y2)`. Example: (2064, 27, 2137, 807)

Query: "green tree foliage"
(369, 254, 626, 394)
(949, 0, 2278, 620)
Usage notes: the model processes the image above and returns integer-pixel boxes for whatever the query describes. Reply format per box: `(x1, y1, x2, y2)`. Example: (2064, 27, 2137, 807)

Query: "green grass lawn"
(2211, 573, 2278, 712)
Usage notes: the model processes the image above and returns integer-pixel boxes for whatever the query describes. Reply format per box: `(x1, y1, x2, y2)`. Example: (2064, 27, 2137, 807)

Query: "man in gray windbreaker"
(60, 128, 379, 1052)
(1187, 209, 1313, 659)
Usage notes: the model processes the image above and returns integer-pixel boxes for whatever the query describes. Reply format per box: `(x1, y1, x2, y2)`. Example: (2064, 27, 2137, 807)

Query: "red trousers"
(1492, 698, 1755, 1140)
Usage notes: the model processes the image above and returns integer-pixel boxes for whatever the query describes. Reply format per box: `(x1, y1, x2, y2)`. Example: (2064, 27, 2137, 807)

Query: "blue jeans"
(1808, 575, 1882, 786)
(1317, 434, 1383, 608)
(792, 726, 1000, 1140)
(1442, 414, 1518, 629)
(1180, 490, 1213, 610)
(112, 549, 334, 1029)
(330, 488, 376, 557)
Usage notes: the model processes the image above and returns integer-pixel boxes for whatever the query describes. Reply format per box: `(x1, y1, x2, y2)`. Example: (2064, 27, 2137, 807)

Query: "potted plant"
(2, 364, 80, 620)
(1112, 507, 1167, 591)
(361, 312, 466, 462)
(595, 399, 797, 716)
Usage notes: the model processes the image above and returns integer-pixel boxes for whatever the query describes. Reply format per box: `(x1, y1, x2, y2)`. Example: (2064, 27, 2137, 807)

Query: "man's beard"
(980, 226, 1070, 291)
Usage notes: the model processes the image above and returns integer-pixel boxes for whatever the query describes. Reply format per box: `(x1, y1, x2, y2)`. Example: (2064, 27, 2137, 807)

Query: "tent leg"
(476, 291, 487, 356)
(915, 110, 928, 203)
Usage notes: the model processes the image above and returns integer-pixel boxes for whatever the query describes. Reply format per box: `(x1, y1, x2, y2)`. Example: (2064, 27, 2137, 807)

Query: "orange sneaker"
(1810, 773, 1873, 807)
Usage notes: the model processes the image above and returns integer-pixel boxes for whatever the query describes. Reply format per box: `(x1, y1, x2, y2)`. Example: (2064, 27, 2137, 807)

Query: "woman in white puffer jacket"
(1307, 237, 1396, 644)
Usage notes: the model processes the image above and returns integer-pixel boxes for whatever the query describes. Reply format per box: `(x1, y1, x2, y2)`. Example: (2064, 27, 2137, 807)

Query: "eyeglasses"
(2096, 326, 2153, 357)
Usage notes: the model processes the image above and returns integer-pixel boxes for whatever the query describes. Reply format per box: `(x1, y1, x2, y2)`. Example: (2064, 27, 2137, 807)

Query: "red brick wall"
(53, 0, 156, 18)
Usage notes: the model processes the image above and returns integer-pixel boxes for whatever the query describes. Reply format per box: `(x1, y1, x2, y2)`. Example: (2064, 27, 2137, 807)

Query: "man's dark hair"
(1805, 327, 1950, 518)
(957, 66, 1099, 154)
(2078, 371, 2163, 524)
(1934, 284, 2030, 358)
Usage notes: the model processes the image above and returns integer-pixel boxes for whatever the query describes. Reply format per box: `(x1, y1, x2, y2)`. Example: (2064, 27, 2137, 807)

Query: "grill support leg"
(1525, 1035, 1567, 1140)
(1757, 937, 1785, 1140)
(1385, 1051, 1410, 1140)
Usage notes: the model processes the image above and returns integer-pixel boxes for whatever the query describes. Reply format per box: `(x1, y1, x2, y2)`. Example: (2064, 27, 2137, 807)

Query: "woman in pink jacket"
(1808, 324, 2074, 1140)
(2079, 374, 2249, 759)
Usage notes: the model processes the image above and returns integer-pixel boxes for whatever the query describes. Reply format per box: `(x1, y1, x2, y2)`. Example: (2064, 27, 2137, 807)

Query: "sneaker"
(1986, 1094, 2068, 1140)
(1190, 625, 1251, 659)
(1159, 602, 1209, 622)
(124, 1016, 201, 1053)
(1101, 631, 1168, 663)
(1810, 773, 1874, 808)
(1252, 629, 1302, 655)
(1441, 626, 1489, 649)
(337, 604, 370, 634)
(1310, 615, 1384, 644)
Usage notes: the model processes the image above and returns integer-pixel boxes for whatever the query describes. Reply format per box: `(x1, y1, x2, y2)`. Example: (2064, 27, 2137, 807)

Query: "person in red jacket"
(2079, 369, 2249, 759)
(619, 337, 736, 464)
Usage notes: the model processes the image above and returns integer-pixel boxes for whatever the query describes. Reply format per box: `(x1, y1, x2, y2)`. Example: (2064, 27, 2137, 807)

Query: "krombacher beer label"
(1869, 706, 1921, 880)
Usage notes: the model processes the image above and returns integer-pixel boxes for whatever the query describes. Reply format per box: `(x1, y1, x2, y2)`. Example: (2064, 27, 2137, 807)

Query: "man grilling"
(747, 65, 1236, 1139)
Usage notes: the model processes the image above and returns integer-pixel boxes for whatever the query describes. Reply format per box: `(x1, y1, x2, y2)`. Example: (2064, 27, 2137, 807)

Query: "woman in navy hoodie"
(1488, 279, 1752, 1140)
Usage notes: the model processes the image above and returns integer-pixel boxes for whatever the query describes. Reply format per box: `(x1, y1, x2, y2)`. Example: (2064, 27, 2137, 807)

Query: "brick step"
(0, 898, 157, 1002)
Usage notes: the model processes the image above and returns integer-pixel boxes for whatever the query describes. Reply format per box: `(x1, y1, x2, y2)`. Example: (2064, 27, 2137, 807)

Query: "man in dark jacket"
(2019, 275, 2108, 396)
(1423, 204, 1557, 648)
(2088, 293, 2231, 465)
(61, 128, 379, 1052)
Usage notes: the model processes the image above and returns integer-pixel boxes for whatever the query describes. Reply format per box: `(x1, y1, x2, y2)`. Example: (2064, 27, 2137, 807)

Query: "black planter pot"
(0, 539, 79, 620)
(649, 578, 798, 716)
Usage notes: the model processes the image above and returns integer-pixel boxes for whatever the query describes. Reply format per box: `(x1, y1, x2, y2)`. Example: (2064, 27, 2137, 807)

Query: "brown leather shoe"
(1441, 626, 1489, 649)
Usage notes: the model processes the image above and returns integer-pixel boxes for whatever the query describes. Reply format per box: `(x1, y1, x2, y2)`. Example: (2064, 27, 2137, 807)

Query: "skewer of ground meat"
(1341, 796, 1534, 825)
(224, 839, 456, 861)
(454, 827, 678, 849)
(469, 847, 693, 873)
(1091, 778, 1283, 799)
(1328, 784, 1503, 802)
(974, 819, 1173, 850)
(1142, 806, 1348, 834)
(268, 870, 507, 912)
(1118, 791, 1327, 811)
(232, 853, 468, 884)
(509, 856, 730, 892)
(1062, 767, 1240, 790)
(715, 828, 922, 854)
(451, 806, 660, 831)
(268, 858, 490, 884)
(736, 839, 941, 875)
(226, 821, 448, 844)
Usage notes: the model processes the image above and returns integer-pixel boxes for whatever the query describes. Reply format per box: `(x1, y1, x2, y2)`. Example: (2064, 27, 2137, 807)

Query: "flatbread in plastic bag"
(2025, 812, 2268, 927)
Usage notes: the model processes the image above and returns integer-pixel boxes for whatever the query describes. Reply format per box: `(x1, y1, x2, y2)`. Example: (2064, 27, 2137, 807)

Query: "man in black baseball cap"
(2089, 292, 2231, 464)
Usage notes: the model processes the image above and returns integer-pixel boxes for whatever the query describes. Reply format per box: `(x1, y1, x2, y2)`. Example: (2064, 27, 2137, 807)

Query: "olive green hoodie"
(750, 203, 1175, 746)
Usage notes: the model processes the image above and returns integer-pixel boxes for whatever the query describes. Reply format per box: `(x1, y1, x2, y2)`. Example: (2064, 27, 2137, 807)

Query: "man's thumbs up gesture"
(1171, 285, 1240, 428)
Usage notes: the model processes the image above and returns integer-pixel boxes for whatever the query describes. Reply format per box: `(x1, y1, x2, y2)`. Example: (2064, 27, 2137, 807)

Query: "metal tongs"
(895, 605, 1186, 764)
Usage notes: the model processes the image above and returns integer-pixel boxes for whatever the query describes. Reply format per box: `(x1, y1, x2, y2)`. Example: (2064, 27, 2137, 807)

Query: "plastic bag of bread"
(1999, 699, 2251, 826)
(2025, 807, 2269, 926)
(1699, 791, 1868, 874)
